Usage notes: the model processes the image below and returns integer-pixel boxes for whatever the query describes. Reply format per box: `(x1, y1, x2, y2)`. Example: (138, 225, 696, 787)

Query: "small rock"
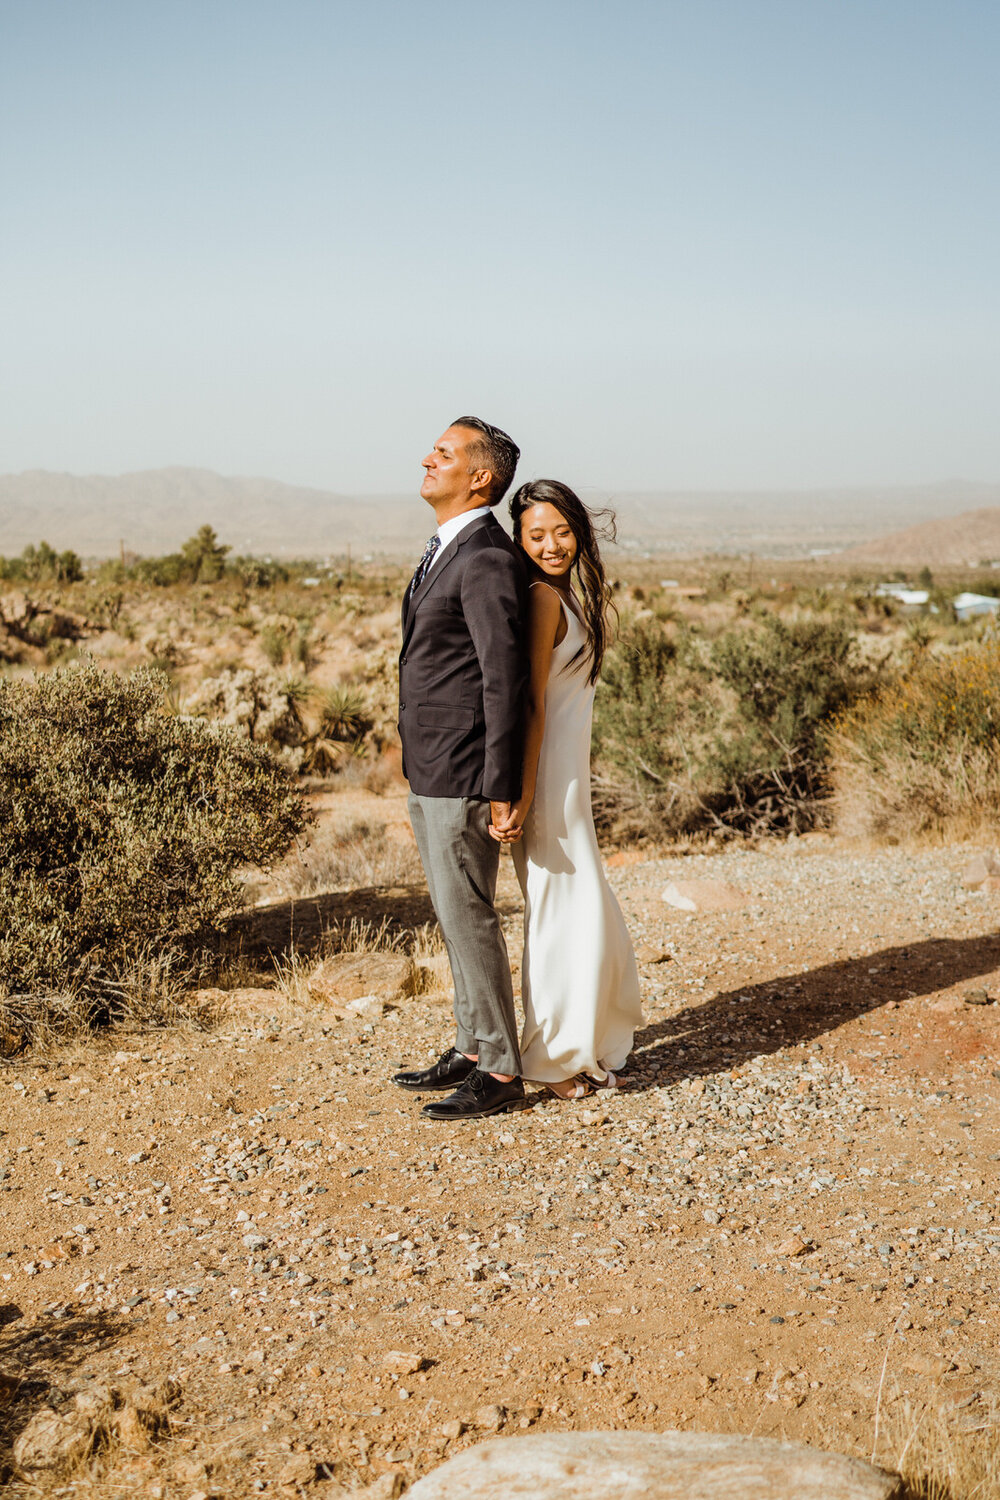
(440, 1419, 466, 1440)
(173, 1457, 211, 1486)
(661, 879, 747, 913)
(278, 1453, 317, 1487)
(903, 1354, 956, 1378)
(383, 1350, 424, 1375)
(475, 1404, 505, 1432)
(963, 988, 993, 1006)
(361, 1477, 406, 1500)
(72, 1384, 120, 1423)
(343, 995, 389, 1021)
(777, 1236, 810, 1258)
(634, 943, 671, 965)
(961, 852, 1000, 889)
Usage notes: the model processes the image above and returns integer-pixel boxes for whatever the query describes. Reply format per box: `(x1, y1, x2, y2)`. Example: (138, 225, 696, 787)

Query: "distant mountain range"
(839, 507, 1000, 567)
(1, 467, 999, 560)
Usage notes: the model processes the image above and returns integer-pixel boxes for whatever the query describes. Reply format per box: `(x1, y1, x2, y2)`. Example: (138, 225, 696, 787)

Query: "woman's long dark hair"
(509, 479, 617, 684)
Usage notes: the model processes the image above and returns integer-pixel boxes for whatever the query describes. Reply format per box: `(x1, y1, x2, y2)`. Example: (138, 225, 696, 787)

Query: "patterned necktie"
(409, 534, 441, 598)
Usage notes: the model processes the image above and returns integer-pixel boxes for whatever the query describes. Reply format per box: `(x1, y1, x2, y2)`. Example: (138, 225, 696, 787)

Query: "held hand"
(489, 795, 531, 844)
(489, 800, 515, 843)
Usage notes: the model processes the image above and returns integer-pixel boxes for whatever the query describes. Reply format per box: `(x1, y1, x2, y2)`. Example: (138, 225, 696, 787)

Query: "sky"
(1, 0, 998, 495)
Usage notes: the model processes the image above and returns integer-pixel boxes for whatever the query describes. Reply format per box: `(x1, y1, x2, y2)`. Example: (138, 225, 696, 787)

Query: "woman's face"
(520, 501, 578, 578)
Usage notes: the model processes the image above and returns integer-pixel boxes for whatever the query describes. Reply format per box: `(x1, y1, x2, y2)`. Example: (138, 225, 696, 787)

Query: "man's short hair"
(452, 415, 520, 505)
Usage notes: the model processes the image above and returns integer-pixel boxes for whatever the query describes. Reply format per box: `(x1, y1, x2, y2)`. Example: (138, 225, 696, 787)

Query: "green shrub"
(592, 612, 875, 839)
(0, 662, 307, 999)
(0, 540, 83, 583)
(259, 623, 289, 666)
(591, 615, 713, 835)
(705, 615, 868, 830)
(832, 639, 1000, 839)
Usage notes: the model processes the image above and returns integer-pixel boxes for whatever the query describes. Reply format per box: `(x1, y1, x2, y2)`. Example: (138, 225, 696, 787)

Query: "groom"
(393, 416, 527, 1120)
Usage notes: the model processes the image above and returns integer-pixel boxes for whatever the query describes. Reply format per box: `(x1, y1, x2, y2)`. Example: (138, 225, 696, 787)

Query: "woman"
(492, 479, 642, 1098)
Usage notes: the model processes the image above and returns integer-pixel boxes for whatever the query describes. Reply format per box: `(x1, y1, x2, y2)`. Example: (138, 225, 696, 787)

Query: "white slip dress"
(512, 585, 643, 1083)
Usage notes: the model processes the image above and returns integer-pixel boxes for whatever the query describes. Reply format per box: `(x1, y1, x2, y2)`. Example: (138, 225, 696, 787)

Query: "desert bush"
(259, 623, 289, 666)
(0, 662, 306, 1001)
(593, 612, 875, 839)
(831, 638, 1000, 839)
(0, 539, 83, 583)
(705, 614, 870, 831)
(186, 667, 309, 766)
(232, 555, 289, 587)
(591, 615, 714, 837)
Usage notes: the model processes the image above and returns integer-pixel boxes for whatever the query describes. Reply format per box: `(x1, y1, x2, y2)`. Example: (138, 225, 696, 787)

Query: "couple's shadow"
(622, 930, 1000, 1090)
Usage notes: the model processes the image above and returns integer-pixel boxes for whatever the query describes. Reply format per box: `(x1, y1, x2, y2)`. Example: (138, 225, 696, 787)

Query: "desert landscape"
(3, 511, 1000, 1498)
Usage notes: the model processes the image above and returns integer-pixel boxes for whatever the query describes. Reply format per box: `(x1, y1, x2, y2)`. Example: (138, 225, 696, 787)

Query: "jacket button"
(399, 702, 406, 710)
(400, 655, 407, 664)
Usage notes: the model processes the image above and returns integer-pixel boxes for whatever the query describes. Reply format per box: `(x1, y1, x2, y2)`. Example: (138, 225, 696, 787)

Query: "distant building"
(875, 585, 930, 611)
(952, 591, 1000, 623)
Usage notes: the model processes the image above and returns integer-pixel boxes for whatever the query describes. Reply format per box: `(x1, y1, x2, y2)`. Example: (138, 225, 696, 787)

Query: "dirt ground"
(3, 788, 1000, 1496)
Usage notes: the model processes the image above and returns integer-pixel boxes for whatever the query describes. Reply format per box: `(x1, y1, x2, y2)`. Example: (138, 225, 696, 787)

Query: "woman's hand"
(490, 794, 531, 844)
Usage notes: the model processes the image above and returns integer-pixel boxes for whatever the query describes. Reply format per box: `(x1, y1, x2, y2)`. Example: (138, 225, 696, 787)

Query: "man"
(393, 416, 527, 1120)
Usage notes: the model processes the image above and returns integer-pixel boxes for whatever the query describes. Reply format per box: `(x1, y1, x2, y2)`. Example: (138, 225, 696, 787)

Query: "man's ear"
(469, 467, 493, 500)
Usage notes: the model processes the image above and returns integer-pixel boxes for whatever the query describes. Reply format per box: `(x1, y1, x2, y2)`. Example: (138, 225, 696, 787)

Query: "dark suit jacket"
(398, 512, 527, 800)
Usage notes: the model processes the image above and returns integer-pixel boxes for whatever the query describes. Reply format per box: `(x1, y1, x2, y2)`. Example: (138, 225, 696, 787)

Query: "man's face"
(420, 425, 486, 510)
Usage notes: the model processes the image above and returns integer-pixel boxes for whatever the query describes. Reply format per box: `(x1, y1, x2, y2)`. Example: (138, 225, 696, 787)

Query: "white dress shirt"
(428, 506, 492, 571)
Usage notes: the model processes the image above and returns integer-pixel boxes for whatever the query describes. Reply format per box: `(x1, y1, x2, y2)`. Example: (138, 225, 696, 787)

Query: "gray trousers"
(408, 793, 521, 1077)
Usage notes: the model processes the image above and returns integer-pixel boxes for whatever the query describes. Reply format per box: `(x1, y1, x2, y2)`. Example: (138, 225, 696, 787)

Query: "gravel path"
(2, 834, 999, 1495)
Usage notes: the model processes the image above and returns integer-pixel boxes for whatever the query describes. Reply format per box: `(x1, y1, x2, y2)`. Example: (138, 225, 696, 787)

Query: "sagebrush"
(592, 611, 875, 838)
(0, 662, 307, 998)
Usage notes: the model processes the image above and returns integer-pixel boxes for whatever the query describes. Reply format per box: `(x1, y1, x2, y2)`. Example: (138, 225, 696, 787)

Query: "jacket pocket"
(417, 704, 476, 731)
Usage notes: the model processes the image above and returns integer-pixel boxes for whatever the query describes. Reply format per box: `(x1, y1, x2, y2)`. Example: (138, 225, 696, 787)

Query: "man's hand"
(489, 800, 523, 844)
(489, 798, 527, 844)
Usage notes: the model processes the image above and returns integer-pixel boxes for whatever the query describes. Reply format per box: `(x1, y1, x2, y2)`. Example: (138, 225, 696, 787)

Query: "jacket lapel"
(401, 513, 496, 646)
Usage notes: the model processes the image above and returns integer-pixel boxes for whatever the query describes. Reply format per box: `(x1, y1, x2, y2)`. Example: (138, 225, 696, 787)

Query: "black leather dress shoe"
(420, 1069, 525, 1121)
(393, 1048, 475, 1093)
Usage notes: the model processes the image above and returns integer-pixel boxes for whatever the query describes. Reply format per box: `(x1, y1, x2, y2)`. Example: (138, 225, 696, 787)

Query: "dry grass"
(0, 949, 219, 1058)
(879, 1391, 1000, 1499)
(832, 640, 1000, 842)
(832, 742, 1000, 844)
(272, 915, 415, 1005)
(268, 817, 422, 900)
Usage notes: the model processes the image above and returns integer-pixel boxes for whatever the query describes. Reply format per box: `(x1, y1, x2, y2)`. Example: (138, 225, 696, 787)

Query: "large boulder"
(404, 1432, 904, 1500)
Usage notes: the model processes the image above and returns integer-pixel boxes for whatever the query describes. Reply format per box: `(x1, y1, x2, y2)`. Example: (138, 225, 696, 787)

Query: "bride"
(491, 479, 642, 1099)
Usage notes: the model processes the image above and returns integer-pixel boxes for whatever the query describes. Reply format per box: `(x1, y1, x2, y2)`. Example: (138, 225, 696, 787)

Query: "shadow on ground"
(0, 1308, 127, 1481)
(224, 884, 438, 962)
(629, 931, 1000, 1088)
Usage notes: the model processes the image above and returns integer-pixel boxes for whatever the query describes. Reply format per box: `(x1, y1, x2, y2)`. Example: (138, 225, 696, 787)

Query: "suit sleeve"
(461, 545, 526, 802)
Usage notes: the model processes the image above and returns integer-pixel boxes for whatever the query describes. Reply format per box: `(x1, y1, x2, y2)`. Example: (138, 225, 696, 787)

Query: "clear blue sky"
(2, 0, 998, 494)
